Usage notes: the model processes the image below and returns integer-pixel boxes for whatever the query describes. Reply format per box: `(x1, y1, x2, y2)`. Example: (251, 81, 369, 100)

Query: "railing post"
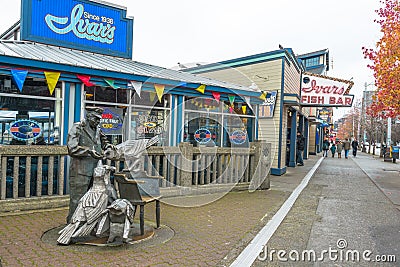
(179, 142, 193, 187)
(249, 141, 271, 190)
(0, 156, 6, 200)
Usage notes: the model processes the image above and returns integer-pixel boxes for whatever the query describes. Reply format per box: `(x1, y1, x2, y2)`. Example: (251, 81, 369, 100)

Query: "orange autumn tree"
(363, 0, 400, 118)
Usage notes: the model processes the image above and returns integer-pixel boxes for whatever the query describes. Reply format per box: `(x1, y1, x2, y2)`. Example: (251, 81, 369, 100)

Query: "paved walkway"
(0, 153, 398, 266)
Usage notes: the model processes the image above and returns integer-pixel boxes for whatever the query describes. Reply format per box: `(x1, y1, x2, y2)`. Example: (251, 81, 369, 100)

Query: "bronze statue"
(115, 136, 159, 177)
(66, 106, 115, 223)
(57, 161, 117, 245)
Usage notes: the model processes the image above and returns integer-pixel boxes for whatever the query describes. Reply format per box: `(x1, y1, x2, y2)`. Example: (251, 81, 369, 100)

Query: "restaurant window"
(184, 97, 255, 147)
(85, 86, 128, 104)
(184, 112, 221, 146)
(86, 89, 171, 146)
(0, 75, 62, 145)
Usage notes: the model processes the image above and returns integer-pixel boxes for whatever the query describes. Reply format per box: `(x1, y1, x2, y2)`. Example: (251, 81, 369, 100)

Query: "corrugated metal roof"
(0, 40, 260, 93)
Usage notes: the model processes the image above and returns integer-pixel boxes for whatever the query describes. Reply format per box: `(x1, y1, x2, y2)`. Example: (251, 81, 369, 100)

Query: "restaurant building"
(0, 0, 270, 201)
(0, 0, 265, 149)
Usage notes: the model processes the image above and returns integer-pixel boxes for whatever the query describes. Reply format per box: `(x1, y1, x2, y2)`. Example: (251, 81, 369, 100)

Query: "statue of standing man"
(66, 106, 114, 223)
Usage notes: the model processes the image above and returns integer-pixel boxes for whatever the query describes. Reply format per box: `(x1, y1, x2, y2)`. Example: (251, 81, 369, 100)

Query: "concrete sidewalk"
(4, 153, 394, 267)
(353, 152, 400, 208)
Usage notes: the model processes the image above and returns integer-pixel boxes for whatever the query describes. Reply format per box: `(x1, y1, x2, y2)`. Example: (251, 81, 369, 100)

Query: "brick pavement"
(0, 155, 321, 267)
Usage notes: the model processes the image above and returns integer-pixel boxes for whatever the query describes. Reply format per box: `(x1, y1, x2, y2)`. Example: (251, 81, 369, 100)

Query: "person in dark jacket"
(296, 131, 305, 166)
(351, 138, 359, 157)
(322, 138, 330, 157)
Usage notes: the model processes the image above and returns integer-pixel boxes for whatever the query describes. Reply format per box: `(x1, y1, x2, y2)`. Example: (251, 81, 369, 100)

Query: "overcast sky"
(0, 1, 382, 119)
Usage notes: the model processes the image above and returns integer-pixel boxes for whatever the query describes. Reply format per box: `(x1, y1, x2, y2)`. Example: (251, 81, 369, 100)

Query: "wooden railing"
(0, 141, 271, 201)
(0, 145, 68, 200)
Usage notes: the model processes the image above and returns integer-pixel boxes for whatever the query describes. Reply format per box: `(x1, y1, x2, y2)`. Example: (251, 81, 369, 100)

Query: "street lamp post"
(387, 117, 392, 146)
(362, 82, 375, 152)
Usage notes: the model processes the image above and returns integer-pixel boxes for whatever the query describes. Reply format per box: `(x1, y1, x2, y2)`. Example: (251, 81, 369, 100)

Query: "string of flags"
(9, 69, 264, 108)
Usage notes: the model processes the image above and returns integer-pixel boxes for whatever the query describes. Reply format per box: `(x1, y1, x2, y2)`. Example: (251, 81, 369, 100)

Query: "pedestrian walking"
(343, 138, 351, 159)
(322, 138, 330, 157)
(330, 142, 337, 157)
(352, 138, 359, 157)
(296, 131, 305, 166)
(336, 140, 343, 158)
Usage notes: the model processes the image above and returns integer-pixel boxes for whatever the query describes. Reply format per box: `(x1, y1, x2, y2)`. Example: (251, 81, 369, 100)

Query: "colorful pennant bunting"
(104, 79, 120, 89)
(149, 92, 157, 102)
(259, 92, 267, 101)
(154, 84, 165, 102)
(244, 96, 252, 109)
(195, 84, 206, 94)
(44, 71, 60, 95)
(11, 69, 28, 92)
(242, 105, 247, 114)
(130, 81, 143, 97)
(228, 95, 235, 106)
(76, 74, 95, 87)
(212, 92, 220, 102)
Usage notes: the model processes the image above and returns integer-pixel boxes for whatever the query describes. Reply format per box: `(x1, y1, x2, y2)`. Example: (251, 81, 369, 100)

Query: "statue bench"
(114, 171, 162, 236)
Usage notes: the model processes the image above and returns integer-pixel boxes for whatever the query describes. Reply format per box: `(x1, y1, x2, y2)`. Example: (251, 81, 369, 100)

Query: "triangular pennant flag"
(229, 106, 234, 113)
(244, 96, 252, 110)
(259, 92, 267, 101)
(195, 84, 206, 94)
(104, 79, 120, 89)
(11, 69, 28, 92)
(149, 91, 157, 102)
(130, 81, 142, 97)
(242, 105, 247, 114)
(228, 95, 235, 106)
(154, 84, 165, 102)
(212, 92, 220, 102)
(76, 74, 95, 87)
(44, 71, 60, 95)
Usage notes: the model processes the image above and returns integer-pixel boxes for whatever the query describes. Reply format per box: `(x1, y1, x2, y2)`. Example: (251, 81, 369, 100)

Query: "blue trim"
(297, 49, 329, 59)
(283, 93, 300, 99)
(0, 55, 263, 100)
(289, 109, 297, 167)
(185, 48, 303, 74)
(255, 105, 259, 139)
(185, 50, 287, 74)
(304, 119, 309, 159)
(74, 83, 82, 122)
(176, 96, 184, 144)
(283, 100, 299, 105)
(271, 167, 287, 176)
(62, 82, 71, 145)
(277, 60, 285, 169)
(170, 96, 176, 146)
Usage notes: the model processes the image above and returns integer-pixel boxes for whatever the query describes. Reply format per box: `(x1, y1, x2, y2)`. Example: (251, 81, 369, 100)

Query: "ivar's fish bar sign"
(21, 0, 134, 58)
(300, 73, 354, 107)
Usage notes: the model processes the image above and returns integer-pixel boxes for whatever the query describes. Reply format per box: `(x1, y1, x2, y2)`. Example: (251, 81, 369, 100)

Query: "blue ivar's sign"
(21, 0, 134, 58)
(45, 4, 116, 44)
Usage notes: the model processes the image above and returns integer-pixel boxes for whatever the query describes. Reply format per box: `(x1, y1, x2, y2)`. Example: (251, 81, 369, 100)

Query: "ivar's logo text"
(45, 4, 115, 44)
